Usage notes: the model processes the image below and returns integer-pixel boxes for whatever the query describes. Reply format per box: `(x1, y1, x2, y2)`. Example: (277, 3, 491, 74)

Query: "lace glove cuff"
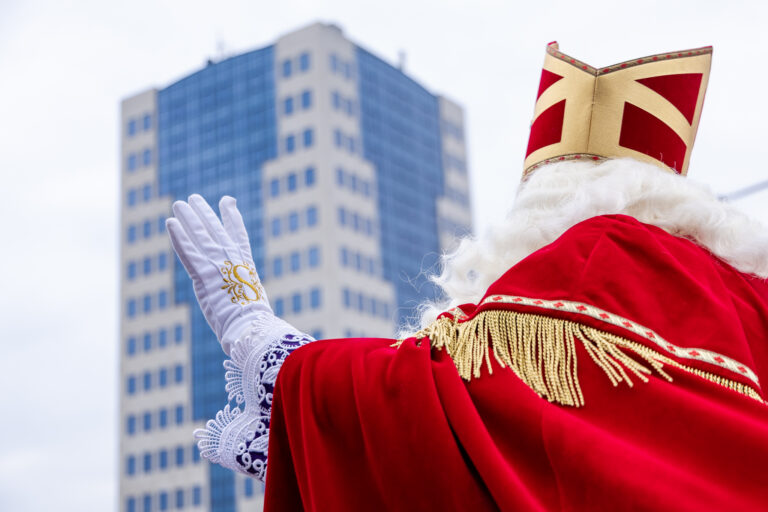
(194, 312, 315, 481)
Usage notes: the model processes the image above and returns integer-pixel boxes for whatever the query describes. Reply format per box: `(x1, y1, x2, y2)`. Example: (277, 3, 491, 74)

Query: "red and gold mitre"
(523, 42, 712, 178)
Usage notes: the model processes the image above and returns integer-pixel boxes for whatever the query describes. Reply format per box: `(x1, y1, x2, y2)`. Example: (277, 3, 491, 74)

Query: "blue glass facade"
(156, 45, 277, 512)
(355, 46, 445, 324)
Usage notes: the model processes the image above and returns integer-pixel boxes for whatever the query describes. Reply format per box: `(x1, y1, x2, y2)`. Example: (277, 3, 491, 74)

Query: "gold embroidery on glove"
(221, 261, 265, 305)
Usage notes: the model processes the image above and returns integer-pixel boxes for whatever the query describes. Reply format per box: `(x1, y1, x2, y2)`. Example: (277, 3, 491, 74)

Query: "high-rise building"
(119, 22, 471, 512)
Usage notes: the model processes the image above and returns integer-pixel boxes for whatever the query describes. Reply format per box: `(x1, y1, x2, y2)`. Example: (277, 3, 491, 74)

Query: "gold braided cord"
(395, 310, 763, 407)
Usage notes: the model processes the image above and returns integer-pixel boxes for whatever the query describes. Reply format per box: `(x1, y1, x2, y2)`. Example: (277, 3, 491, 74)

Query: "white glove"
(166, 194, 271, 355)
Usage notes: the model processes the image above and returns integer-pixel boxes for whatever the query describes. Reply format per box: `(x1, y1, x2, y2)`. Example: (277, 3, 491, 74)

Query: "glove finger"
(166, 217, 208, 279)
(172, 200, 227, 261)
(188, 194, 239, 257)
(219, 196, 253, 261)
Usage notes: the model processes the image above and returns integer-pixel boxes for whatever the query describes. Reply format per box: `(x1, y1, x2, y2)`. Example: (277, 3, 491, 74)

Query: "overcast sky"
(2, 1, 768, 510)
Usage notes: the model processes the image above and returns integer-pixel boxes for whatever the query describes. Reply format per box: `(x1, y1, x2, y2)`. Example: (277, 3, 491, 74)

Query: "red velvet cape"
(264, 215, 768, 511)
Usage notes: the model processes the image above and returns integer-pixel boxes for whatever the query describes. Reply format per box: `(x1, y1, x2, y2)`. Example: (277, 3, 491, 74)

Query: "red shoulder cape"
(264, 215, 768, 511)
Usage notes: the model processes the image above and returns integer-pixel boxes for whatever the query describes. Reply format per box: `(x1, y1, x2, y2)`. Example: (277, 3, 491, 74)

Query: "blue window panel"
(289, 251, 300, 272)
(352, 213, 360, 231)
(285, 135, 295, 153)
(365, 219, 373, 235)
(301, 89, 312, 109)
(347, 136, 356, 154)
(193, 486, 202, 506)
(157, 215, 165, 235)
(126, 455, 136, 476)
(340, 247, 349, 266)
(127, 225, 137, 244)
(355, 253, 362, 271)
(342, 61, 351, 78)
(174, 324, 183, 344)
(143, 294, 152, 314)
(192, 444, 201, 463)
(127, 336, 137, 355)
(158, 450, 168, 470)
(310, 288, 321, 309)
(143, 257, 152, 275)
(142, 148, 152, 167)
(158, 408, 168, 428)
(143, 493, 151, 512)
(175, 489, 184, 509)
(362, 181, 371, 197)
(336, 167, 344, 185)
(282, 59, 292, 78)
(143, 220, 152, 238)
(288, 212, 299, 232)
(142, 371, 152, 391)
(303, 128, 313, 148)
(127, 261, 137, 280)
(158, 252, 168, 271)
(143, 332, 152, 352)
(158, 491, 168, 511)
(271, 218, 281, 237)
(330, 53, 338, 72)
(158, 368, 168, 388)
(175, 404, 184, 424)
(368, 258, 376, 275)
(157, 328, 167, 348)
(287, 173, 297, 191)
(127, 119, 137, 136)
(356, 293, 364, 312)
(274, 298, 284, 317)
(371, 299, 378, 316)
(244, 478, 254, 497)
(127, 188, 137, 206)
(283, 97, 293, 115)
(308, 246, 320, 267)
(334, 129, 342, 147)
(127, 414, 136, 435)
(342, 288, 351, 308)
(349, 174, 357, 192)
(143, 452, 152, 473)
(337, 207, 346, 226)
(142, 113, 152, 131)
(346, 99, 356, 116)
(299, 52, 310, 71)
(306, 206, 317, 227)
(311, 329, 323, 340)
(127, 375, 137, 395)
(332, 91, 340, 109)
(291, 294, 302, 313)
(272, 257, 283, 278)
(175, 446, 185, 466)
(304, 166, 315, 186)
(142, 184, 152, 201)
(174, 364, 184, 383)
(269, 178, 280, 197)
(127, 298, 137, 318)
(127, 497, 136, 512)
(127, 153, 137, 171)
(158, 290, 168, 309)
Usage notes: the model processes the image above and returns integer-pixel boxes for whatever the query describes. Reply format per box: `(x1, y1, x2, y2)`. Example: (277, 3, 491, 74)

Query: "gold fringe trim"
(395, 310, 763, 406)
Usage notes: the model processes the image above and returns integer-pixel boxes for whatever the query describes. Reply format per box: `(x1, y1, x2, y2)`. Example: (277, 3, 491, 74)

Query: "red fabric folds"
(265, 215, 768, 511)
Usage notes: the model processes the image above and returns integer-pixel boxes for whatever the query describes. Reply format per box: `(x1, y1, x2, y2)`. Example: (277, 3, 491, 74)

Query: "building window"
(143, 220, 152, 239)
(330, 53, 338, 72)
(270, 178, 280, 197)
(193, 486, 202, 506)
(127, 375, 137, 395)
(127, 188, 137, 207)
(334, 129, 342, 147)
(143, 411, 151, 431)
(175, 404, 184, 424)
(301, 90, 312, 109)
(142, 148, 152, 167)
(157, 215, 165, 235)
(128, 154, 137, 172)
(299, 52, 310, 71)
(158, 290, 168, 309)
(283, 97, 293, 115)
(310, 288, 321, 309)
(142, 371, 152, 391)
(127, 225, 137, 244)
(126, 455, 136, 476)
(304, 167, 316, 186)
(127, 261, 137, 280)
(143, 257, 152, 275)
(303, 128, 314, 148)
(289, 251, 300, 272)
(287, 173, 297, 192)
(175, 489, 184, 509)
(126, 415, 136, 435)
(143, 332, 152, 352)
(127, 299, 137, 318)
(271, 218, 281, 237)
(157, 328, 167, 348)
(336, 167, 344, 185)
(244, 478, 254, 497)
(308, 246, 320, 268)
(340, 247, 349, 266)
(158, 449, 168, 470)
(142, 294, 152, 314)
(158, 491, 168, 511)
(157, 252, 168, 271)
(143, 453, 152, 473)
(285, 135, 295, 154)
(337, 207, 346, 226)
(311, 329, 323, 340)
(158, 368, 168, 388)
(282, 59, 292, 78)
(272, 257, 283, 278)
(306, 206, 317, 227)
(158, 408, 168, 429)
(142, 184, 152, 201)
(274, 298, 284, 317)
(288, 212, 299, 232)
(142, 113, 152, 131)
(192, 444, 201, 463)
(342, 288, 351, 308)
(127, 336, 137, 356)
(174, 325, 183, 344)
(127, 119, 137, 137)
(291, 293, 302, 313)
(332, 91, 341, 109)
(174, 365, 184, 383)
(175, 446, 185, 466)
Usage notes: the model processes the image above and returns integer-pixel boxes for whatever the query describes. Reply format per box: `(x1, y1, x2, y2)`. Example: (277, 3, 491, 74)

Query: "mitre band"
(523, 42, 712, 178)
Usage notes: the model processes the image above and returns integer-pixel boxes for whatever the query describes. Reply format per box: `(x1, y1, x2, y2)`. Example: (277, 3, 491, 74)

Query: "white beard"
(408, 158, 768, 333)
